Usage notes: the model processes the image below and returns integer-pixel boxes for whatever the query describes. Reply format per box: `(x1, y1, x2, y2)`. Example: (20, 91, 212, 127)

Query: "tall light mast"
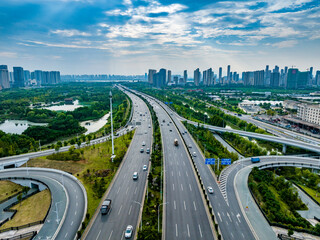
(110, 91, 115, 162)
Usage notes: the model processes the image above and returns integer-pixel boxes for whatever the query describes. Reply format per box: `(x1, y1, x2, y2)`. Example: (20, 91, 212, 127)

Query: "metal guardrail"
(0, 231, 37, 240)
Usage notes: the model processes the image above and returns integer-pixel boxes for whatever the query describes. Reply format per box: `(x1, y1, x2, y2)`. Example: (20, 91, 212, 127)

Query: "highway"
(83, 90, 152, 240)
(0, 168, 87, 240)
(147, 95, 255, 240)
(143, 95, 215, 239)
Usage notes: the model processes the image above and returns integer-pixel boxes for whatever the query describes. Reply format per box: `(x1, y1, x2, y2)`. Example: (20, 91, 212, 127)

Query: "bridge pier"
(282, 144, 287, 154)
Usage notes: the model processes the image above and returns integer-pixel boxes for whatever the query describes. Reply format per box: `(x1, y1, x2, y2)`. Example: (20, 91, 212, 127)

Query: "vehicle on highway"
(100, 199, 112, 215)
(251, 157, 260, 163)
(169, 129, 172, 132)
(207, 187, 214, 194)
(140, 148, 144, 153)
(125, 225, 133, 238)
(174, 139, 179, 146)
(146, 148, 150, 154)
(133, 172, 138, 180)
(143, 165, 147, 171)
(142, 141, 145, 146)
(193, 152, 197, 157)
(163, 119, 165, 122)
(167, 123, 169, 126)
(188, 144, 192, 148)
(145, 131, 147, 134)
(148, 124, 151, 128)
(185, 130, 187, 134)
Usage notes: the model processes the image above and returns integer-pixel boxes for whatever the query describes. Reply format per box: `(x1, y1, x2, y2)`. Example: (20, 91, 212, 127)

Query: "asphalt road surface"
(84, 90, 152, 240)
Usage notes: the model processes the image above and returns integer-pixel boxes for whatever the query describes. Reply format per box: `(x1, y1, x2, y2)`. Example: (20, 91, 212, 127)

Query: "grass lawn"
(299, 184, 320, 205)
(0, 189, 51, 230)
(0, 181, 23, 202)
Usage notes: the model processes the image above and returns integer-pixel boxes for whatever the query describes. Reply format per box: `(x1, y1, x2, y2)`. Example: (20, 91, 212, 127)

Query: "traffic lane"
(156, 105, 214, 239)
(84, 95, 152, 240)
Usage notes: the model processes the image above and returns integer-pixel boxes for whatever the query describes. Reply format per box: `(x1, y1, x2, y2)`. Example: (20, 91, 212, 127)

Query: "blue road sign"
(221, 158, 231, 165)
(169, 102, 173, 104)
(165, 102, 168, 104)
(205, 158, 215, 165)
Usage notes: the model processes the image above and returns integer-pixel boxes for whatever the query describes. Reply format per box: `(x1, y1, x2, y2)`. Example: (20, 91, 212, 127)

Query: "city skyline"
(0, 0, 319, 75)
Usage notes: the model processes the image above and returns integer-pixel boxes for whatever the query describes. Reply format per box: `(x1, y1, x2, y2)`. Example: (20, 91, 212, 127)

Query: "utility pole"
(110, 91, 116, 162)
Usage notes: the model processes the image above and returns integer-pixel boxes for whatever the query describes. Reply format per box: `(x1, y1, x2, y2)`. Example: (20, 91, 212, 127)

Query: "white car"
(207, 186, 214, 194)
(142, 141, 146, 146)
(193, 152, 197, 157)
(188, 144, 192, 148)
(143, 165, 148, 171)
(140, 148, 144, 153)
(133, 172, 138, 180)
(125, 225, 133, 238)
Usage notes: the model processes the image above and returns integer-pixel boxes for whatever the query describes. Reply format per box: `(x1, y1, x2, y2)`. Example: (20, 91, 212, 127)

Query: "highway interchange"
(1, 86, 320, 240)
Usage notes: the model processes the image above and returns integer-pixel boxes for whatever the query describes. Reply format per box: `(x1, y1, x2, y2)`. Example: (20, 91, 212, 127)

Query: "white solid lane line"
(184, 201, 186, 211)
(176, 224, 178, 237)
(187, 224, 190, 238)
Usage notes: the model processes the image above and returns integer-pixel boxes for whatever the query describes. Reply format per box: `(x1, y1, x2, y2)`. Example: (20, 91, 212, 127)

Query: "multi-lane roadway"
(84, 90, 152, 240)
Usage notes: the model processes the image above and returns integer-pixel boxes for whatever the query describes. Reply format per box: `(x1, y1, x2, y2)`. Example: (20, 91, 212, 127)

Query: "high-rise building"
(173, 76, 178, 85)
(316, 71, 320, 86)
(24, 70, 31, 85)
(254, 70, 264, 86)
(227, 65, 230, 82)
(297, 71, 308, 89)
(202, 70, 207, 86)
(42, 71, 50, 85)
(194, 68, 200, 86)
(167, 70, 171, 84)
(286, 68, 299, 89)
(219, 67, 222, 84)
(13, 67, 25, 88)
(183, 70, 187, 84)
(33, 70, 43, 86)
(243, 72, 254, 86)
(148, 69, 156, 85)
(0, 65, 10, 89)
(270, 72, 280, 87)
(207, 68, 213, 86)
(158, 68, 166, 88)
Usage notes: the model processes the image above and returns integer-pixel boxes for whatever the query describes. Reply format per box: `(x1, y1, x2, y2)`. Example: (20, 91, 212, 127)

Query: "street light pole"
(110, 91, 116, 162)
(133, 201, 143, 230)
(158, 202, 168, 232)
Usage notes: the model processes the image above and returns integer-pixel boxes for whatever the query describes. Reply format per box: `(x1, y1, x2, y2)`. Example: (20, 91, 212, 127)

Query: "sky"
(0, 0, 319, 75)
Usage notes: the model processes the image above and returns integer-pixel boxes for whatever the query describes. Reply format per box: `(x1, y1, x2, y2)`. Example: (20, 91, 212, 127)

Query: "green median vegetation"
(137, 96, 162, 240)
(249, 168, 320, 235)
(183, 122, 238, 175)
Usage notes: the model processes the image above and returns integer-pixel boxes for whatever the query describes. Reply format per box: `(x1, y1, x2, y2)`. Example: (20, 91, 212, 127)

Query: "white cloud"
(272, 40, 298, 48)
(0, 52, 17, 58)
(51, 29, 91, 37)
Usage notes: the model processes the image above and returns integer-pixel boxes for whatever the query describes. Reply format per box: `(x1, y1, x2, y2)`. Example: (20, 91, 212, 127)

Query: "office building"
(207, 68, 213, 86)
(243, 72, 254, 86)
(167, 70, 171, 84)
(148, 69, 156, 85)
(194, 68, 200, 86)
(0, 65, 10, 89)
(13, 67, 25, 88)
(24, 70, 31, 85)
(158, 68, 166, 88)
(183, 70, 187, 84)
(33, 70, 43, 85)
(173, 76, 178, 85)
(227, 65, 230, 82)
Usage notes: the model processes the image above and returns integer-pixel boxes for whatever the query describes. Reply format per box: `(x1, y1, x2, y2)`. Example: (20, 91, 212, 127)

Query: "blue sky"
(0, 0, 319, 75)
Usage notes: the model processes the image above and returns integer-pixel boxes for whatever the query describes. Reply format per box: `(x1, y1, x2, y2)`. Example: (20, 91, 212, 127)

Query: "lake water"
(0, 120, 48, 134)
(80, 112, 111, 135)
(43, 100, 83, 111)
